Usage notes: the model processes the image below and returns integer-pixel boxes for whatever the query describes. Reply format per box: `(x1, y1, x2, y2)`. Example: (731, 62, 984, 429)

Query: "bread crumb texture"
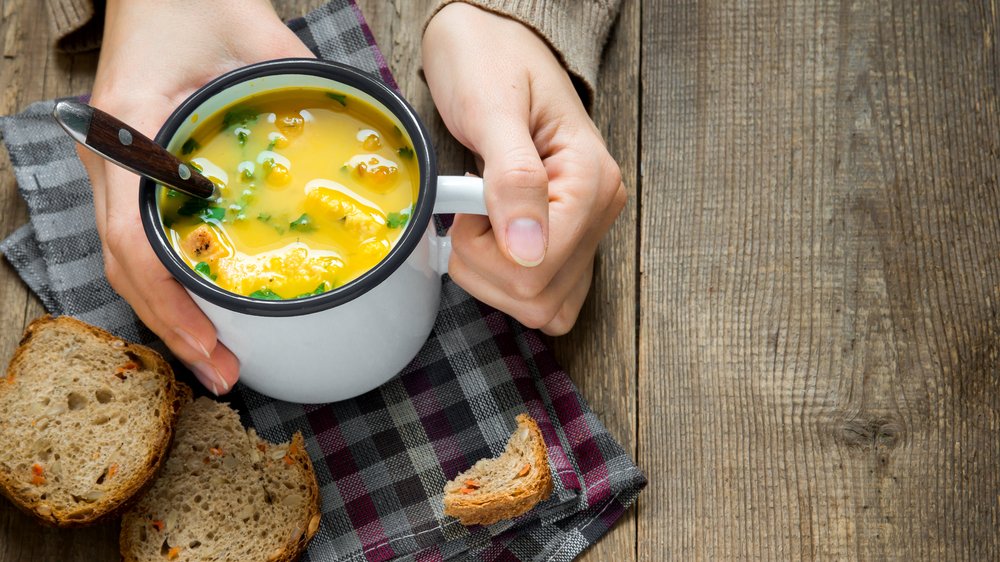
(120, 397, 321, 562)
(0, 316, 182, 526)
(443, 413, 553, 526)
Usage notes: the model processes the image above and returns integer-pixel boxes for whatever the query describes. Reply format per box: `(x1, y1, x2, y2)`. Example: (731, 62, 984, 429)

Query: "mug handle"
(430, 175, 488, 275)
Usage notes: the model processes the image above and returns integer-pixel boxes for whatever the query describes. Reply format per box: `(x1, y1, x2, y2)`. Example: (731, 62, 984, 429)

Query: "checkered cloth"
(0, 1, 645, 560)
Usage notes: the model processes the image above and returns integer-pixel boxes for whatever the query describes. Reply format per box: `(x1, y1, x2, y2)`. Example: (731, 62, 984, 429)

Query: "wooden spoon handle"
(53, 100, 217, 200)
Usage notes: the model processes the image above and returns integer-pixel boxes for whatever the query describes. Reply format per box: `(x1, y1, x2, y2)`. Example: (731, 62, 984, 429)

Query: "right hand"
(81, 0, 314, 394)
(422, 5, 626, 335)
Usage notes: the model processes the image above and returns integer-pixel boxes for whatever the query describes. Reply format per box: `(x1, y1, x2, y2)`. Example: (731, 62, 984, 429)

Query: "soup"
(159, 88, 418, 300)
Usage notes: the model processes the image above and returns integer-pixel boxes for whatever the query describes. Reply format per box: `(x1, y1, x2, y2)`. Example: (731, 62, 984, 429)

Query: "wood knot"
(836, 417, 903, 450)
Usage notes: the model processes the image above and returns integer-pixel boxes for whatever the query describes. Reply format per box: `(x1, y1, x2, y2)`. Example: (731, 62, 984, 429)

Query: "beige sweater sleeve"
(44, 0, 623, 98)
(426, 0, 622, 102)
(44, 0, 102, 53)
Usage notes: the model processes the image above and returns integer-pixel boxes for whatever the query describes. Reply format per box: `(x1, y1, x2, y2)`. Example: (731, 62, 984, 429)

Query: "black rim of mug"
(139, 58, 438, 317)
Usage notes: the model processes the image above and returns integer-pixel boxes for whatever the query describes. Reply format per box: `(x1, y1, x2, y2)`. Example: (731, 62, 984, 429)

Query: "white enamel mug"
(139, 59, 486, 403)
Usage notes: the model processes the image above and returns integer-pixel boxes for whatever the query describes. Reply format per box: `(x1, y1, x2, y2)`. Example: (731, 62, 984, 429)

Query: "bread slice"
(120, 397, 321, 562)
(443, 413, 553, 526)
(0, 315, 187, 527)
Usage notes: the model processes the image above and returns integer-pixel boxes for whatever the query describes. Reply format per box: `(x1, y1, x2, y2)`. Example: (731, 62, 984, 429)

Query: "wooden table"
(2, 0, 999, 560)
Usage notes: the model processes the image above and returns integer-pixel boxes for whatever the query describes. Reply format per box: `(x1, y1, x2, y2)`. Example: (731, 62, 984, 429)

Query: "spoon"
(52, 100, 218, 200)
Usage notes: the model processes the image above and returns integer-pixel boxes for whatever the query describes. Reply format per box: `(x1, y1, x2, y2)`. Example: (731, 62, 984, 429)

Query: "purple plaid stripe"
(0, 1, 645, 560)
(245, 279, 644, 560)
(347, 3, 398, 88)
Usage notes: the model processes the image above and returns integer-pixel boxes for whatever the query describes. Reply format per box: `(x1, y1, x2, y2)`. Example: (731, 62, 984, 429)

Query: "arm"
(422, 2, 626, 334)
(425, 0, 622, 106)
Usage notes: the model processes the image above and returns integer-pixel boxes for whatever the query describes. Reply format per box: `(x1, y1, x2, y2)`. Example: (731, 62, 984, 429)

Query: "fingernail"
(506, 218, 545, 267)
(174, 327, 211, 360)
(190, 361, 229, 395)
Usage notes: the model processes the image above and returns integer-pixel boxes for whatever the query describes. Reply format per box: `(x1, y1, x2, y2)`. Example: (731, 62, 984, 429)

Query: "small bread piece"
(443, 414, 553, 526)
(0, 315, 186, 527)
(182, 225, 229, 262)
(120, 397, 321, 562)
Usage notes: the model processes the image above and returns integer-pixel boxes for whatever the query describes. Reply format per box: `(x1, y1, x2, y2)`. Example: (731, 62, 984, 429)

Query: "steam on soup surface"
(159, 88, 418, 300)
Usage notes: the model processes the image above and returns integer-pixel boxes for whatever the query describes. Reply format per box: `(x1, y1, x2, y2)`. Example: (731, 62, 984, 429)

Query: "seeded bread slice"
(443, 414, 553, 526)
(0, 315, 187, 527)
(120, 397, 321, 562)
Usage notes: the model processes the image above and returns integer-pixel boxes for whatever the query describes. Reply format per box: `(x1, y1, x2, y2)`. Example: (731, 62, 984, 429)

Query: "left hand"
(81, 0, 315, 393)
(422, 4, 626, 335)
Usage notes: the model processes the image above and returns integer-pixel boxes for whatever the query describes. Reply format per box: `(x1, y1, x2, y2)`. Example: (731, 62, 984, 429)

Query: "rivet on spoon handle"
(52, 100, 218, 200)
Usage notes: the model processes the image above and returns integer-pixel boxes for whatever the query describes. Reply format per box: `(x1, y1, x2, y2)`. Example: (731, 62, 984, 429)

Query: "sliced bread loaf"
(443, 413, 553, 526)
(0, 315, 187, 526)
(120, 397, 321, 562)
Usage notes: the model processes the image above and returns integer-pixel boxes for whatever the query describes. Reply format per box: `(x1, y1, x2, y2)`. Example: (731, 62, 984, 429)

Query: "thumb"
(476, 117, 549, 268)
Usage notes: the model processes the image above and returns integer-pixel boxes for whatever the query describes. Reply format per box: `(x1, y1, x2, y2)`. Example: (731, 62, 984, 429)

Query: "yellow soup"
(159, 88, 418, 300)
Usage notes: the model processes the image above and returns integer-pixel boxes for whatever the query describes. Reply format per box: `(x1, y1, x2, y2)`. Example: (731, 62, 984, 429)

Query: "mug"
(139, 58, 487, 403)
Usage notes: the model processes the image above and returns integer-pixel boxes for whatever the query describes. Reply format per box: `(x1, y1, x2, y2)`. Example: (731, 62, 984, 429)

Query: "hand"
(422, 4, 626, 335)
(81, 0, 314, 394)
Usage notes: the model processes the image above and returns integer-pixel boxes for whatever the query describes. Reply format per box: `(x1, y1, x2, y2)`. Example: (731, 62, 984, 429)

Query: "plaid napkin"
(0, 1, 645, 560)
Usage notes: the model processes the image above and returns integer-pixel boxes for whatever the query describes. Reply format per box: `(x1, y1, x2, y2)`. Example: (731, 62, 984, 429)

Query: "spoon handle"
(52, 100, 217, 200)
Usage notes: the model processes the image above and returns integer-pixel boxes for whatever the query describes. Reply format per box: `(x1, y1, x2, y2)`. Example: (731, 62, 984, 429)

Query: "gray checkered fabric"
(0, 1, 645, 560)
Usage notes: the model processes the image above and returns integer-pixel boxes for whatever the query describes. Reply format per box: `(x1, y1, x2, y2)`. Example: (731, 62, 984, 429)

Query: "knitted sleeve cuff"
(45, 0, 103, 53)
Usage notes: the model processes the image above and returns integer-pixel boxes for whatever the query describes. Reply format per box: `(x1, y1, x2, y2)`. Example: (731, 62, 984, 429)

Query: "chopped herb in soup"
(159, 88, 418, 300)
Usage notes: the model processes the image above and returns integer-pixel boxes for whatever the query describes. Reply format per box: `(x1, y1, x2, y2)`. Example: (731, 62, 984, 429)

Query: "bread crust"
(443, 413, 554, 526)
(270, 433, 323, 562)
(118, 417, 322, 562)
(0, 315, 185, 527)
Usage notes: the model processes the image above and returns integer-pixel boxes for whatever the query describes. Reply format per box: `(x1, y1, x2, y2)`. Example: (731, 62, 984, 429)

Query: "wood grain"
(546, 0, 641, 560)
(0, 0, 114, 559)
(639, 0, 1000, 559)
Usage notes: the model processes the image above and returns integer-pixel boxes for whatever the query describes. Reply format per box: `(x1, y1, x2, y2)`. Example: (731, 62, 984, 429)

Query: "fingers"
(541, 259, 593, 336)
(447, 133, 625, 334)
(103, 250, 239, 394)
(93, 160, 239, 395)
(471, 113, 550, 268)
(450, 213, 552, 301)
(449, 163, 615, 299)
(449, 236, 596, 332)
(206, 342, 240, 392)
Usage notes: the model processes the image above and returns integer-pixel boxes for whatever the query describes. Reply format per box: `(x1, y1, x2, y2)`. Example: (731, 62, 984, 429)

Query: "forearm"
(425, 0, 622, 105)
(46, 0, 283, 53)
(103, 0, 279, 52)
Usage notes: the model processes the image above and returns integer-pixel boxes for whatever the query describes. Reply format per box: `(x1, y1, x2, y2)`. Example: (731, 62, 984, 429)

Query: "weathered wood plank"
(0, 0, 117, 559)
(547, 0, 640, 560)
(639, 0, 1000, 559)
(358, 0, 471, 176)
(0, 0, 42, 358)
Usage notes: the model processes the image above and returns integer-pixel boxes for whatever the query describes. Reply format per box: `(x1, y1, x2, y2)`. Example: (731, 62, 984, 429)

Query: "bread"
(0, 315, 187, 527)
(120, 397, 321, 562)
(443, 413, 553, 526)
